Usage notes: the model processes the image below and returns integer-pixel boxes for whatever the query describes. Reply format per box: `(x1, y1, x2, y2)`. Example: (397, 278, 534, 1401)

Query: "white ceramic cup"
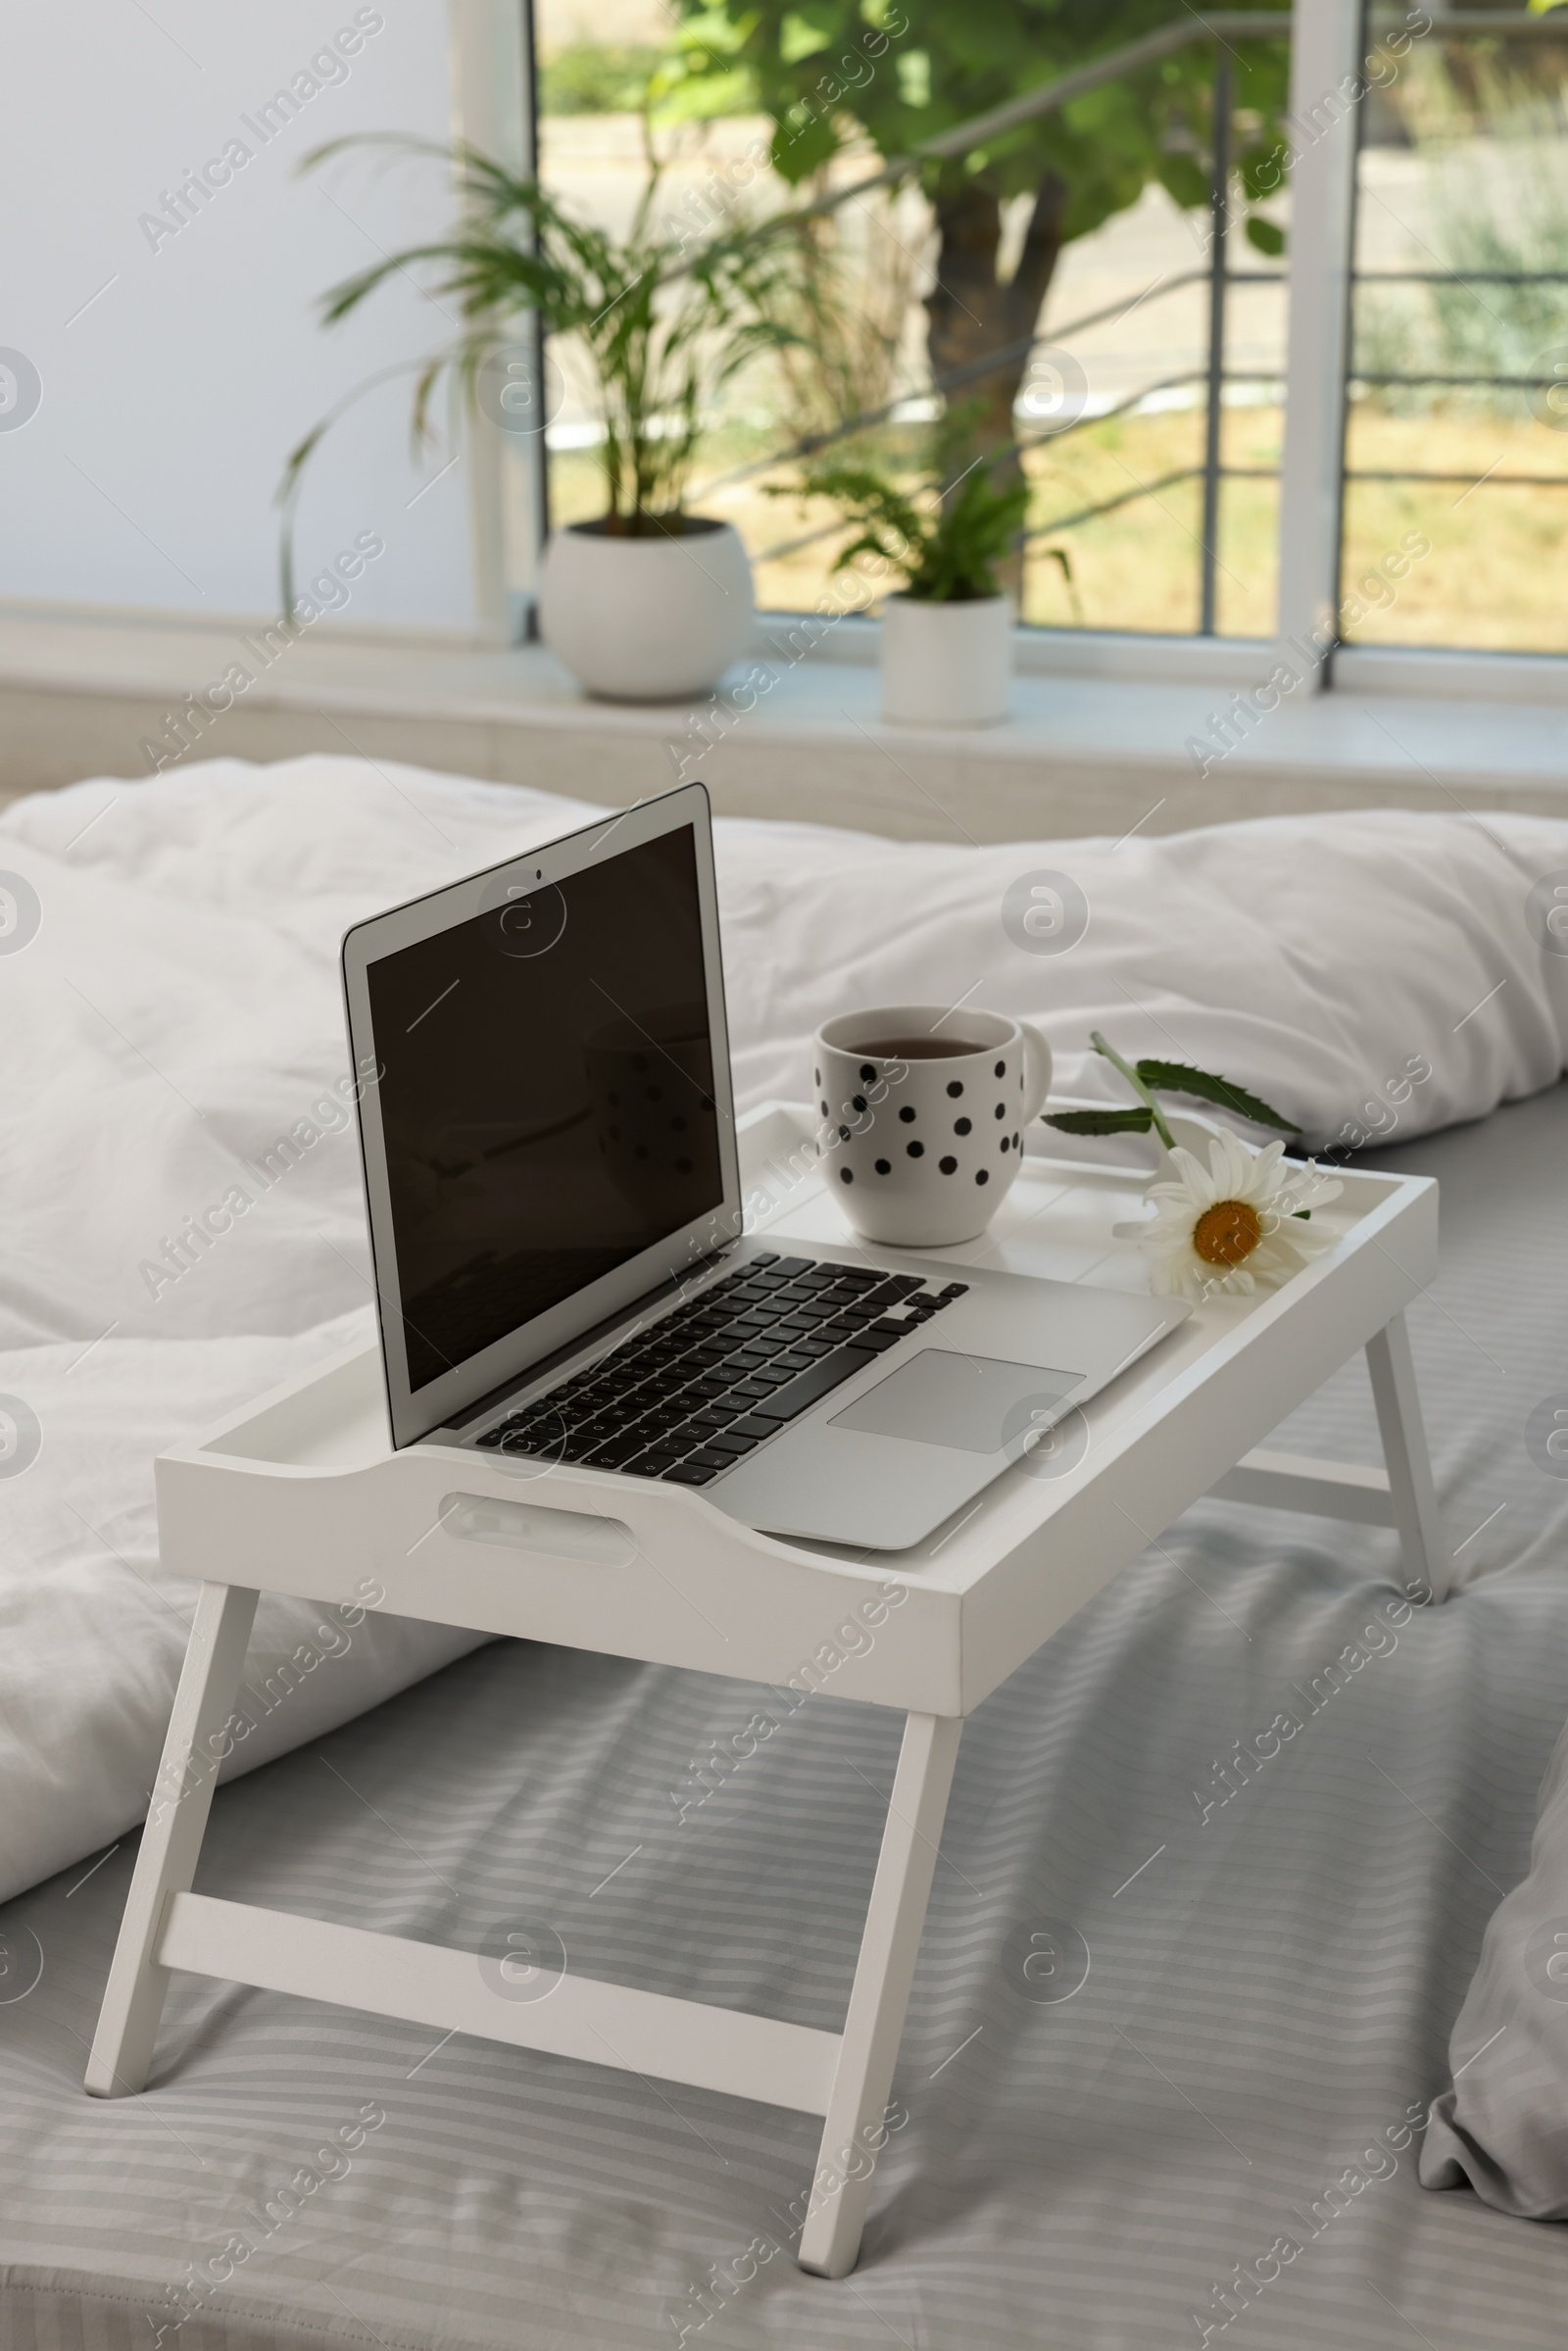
(813, 1004, 1053, 1248)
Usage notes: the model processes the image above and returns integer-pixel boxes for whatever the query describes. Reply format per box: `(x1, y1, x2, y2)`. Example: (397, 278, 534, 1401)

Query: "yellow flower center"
(1193, 1198, 1262, 1267)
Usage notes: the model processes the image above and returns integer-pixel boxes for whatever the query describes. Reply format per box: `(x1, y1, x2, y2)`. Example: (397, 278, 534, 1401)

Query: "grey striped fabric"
(2, 1084, 1567, 2350)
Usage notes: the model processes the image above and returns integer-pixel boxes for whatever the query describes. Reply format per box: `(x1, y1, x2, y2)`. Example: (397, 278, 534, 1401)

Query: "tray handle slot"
(439, 1493, 637, 1567)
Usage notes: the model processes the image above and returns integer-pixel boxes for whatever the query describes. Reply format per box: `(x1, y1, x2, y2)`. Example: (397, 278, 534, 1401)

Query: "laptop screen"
(365, 821, 724, 1396)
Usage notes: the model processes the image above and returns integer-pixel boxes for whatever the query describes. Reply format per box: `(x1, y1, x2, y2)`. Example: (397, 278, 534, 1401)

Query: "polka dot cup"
(813, 1004, 1052, 1248)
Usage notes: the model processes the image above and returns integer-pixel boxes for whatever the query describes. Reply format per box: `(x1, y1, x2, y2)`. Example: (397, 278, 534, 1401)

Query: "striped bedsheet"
(0, 1083, 1565, 2348)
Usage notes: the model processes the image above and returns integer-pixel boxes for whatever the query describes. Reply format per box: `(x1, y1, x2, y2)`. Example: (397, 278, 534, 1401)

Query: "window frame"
(478, 0, 1568, 698)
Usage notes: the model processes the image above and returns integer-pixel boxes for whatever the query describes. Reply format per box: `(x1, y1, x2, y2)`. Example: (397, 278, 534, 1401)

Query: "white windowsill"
(0, 604, 1564, 841)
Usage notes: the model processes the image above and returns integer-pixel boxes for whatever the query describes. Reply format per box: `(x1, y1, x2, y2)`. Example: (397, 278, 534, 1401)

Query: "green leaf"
(780, 9, 833, 63)
(1039, 542, 1083, 625)
(1133, 1060, 1300, 1133)
(1042, 1107, 1155, 1136)
(1246, 216, 1286, 258)
(1157, 154, 1209, 213)
(796, 435, 1030, 601)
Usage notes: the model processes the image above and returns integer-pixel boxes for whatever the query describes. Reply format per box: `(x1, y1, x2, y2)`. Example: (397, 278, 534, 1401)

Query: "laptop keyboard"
(473, 1252, 969, 1486)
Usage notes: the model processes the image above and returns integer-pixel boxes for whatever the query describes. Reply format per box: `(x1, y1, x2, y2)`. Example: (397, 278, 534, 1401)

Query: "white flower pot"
(881, 593, 1012, 727)
(538, 516, 754, 703)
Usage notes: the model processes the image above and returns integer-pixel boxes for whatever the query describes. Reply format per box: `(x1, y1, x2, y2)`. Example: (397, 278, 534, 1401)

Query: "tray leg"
(85, 1581, 259, 2096)
(1366, 1312, 1451, 1604)
(797, 1710, 962, 2280)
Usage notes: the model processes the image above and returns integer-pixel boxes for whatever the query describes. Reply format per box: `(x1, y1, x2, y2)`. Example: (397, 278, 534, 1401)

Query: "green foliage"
(538, 42, 664, 115)
(1042, 1033, 1299, 1145)
(670, 0, 1292, 236)
(536, 38, 749, 125)
(782, 435, 1031, 599)
(1037, 542, 1082, 624)
(1042, 1105, 1155, 1135)
(281, 136, 808, 597)
(765, 213, 917, 440)
(1133, 1059, 1299, 1132)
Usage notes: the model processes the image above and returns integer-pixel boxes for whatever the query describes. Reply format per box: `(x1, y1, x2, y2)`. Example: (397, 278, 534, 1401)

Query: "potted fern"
(781, 436, 1031, 725)
(284, 139, 805, 701)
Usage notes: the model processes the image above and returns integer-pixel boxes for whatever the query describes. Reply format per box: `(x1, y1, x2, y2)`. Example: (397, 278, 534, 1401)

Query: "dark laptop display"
(365, 824, 723, 1394)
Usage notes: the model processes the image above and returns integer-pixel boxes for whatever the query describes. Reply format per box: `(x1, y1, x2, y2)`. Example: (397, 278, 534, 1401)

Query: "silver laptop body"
(341, 784, 1188, 1553)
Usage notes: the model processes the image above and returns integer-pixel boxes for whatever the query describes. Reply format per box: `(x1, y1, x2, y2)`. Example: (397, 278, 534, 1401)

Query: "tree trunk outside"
(923, 170, 1070, 590)
(924, 169, 1072, 454)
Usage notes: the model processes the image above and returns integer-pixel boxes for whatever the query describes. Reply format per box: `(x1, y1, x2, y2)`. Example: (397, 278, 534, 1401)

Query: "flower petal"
(1161, 1146, 1214, 1206)
(1248, 1137, 1287, 1196)
(1203, 1134, 1241, 1200)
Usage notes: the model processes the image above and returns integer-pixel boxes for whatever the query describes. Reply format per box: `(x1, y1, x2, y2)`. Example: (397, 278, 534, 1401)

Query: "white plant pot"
(880, 592, 1012, 727)
(538, 517, 754, 703)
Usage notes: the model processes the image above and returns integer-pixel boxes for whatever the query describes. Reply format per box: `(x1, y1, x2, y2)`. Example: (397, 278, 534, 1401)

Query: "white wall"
(1, 0, 482, 634)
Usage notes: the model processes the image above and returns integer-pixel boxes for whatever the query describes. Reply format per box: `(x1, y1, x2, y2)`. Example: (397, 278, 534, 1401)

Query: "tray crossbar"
(86, 1575, 962, 2278)
(1208, 1317, 1448, 1597)
(158, 1892, 840, 2116)
(1213, 1448, 1396, 1526)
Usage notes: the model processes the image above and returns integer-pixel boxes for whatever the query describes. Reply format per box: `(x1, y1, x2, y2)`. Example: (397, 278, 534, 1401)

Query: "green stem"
(1090, 1030, 1177, 1152)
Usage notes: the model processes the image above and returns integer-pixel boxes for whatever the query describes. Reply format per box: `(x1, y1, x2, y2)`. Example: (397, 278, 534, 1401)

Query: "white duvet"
(4, 753, 1568, 1906)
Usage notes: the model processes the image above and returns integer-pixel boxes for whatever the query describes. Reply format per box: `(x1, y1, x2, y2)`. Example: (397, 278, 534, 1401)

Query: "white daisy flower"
(1142, 1132, 1344, 1300)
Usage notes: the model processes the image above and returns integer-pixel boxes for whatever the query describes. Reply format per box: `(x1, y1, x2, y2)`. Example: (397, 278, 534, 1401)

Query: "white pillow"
(712, 806, 1568, 1153)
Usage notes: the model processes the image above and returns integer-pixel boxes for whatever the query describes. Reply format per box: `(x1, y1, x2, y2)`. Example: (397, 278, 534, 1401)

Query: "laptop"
(340, 782, 1189, 1552)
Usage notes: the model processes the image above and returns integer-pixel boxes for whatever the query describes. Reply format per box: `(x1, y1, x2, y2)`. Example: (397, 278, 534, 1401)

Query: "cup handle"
(1019, 1022, 1053, 1126)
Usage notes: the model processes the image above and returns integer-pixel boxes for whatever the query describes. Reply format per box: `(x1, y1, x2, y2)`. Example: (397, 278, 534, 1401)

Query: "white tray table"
(87, 1102, 1446, 2278)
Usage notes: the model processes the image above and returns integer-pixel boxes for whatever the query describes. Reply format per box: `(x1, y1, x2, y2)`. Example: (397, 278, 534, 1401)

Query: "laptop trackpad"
(828, 1348, 1084, 1455)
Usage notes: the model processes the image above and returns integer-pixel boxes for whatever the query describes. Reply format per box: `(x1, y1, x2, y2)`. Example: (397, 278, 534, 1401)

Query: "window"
(529, 1, 1296, 638)
(1343, 9, 1568, 655)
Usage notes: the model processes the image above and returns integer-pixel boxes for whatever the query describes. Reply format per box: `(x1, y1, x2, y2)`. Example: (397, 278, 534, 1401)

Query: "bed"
(3, 755, 1568, 2348)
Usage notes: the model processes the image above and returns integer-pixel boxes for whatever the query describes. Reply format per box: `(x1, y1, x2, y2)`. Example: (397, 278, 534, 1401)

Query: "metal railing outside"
(538, 8, 1566, 636)
(712, 11, 1295, 636)
(1343, 10, 1568, 552)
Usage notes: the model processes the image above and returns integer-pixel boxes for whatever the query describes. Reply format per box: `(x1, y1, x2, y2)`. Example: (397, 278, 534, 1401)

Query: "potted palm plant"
(778, 434, 1033, 726)
(283, 140, 805, 701)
